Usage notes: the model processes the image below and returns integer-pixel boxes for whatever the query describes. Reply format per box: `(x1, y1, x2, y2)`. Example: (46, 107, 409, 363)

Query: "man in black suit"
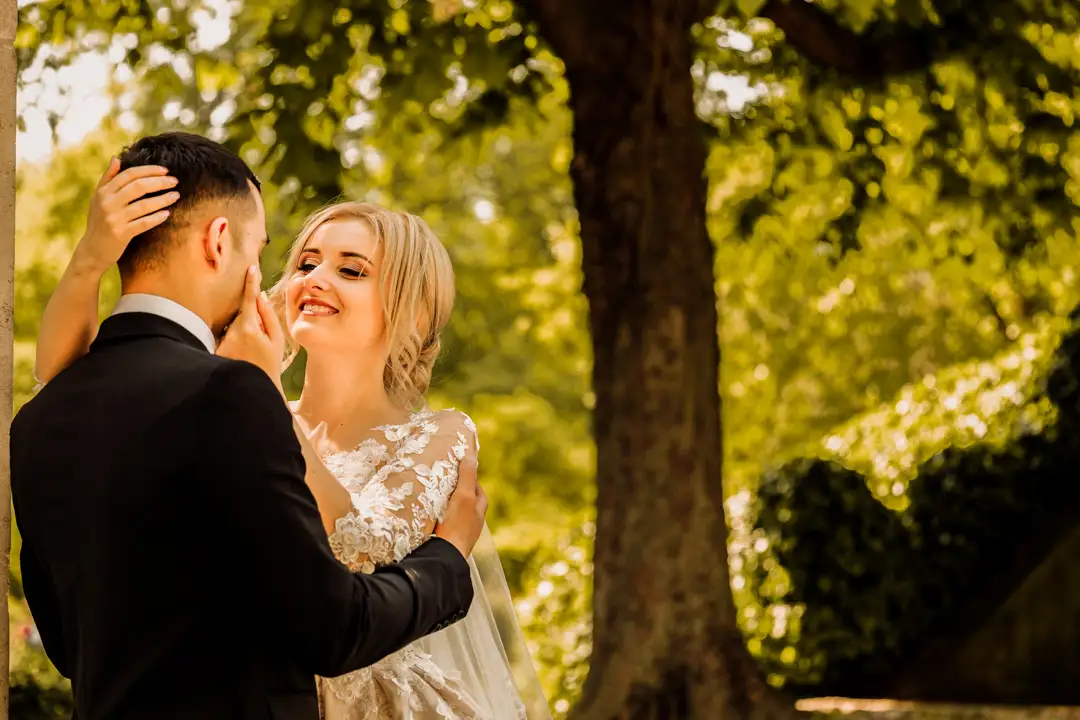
(11, 132, 486, 720)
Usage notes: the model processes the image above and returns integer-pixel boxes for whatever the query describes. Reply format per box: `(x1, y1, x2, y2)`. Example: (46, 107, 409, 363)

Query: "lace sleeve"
(327, 410, 478, 574)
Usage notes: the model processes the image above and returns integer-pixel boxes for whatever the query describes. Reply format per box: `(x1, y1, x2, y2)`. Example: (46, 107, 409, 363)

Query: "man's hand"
(217, 265, 286, 392)
(434, 457, 488, 559)
(73, 158, 180, 273)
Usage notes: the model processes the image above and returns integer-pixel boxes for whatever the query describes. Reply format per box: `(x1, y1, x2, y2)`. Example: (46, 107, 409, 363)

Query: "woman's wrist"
(69, 239, 113, 278)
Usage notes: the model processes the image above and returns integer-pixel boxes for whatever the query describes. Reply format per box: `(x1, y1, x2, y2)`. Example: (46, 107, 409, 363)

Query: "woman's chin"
(289, 319, 334, 346)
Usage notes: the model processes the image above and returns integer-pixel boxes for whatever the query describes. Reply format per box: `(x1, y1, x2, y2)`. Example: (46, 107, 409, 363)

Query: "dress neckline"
(286, 402, 440, 459)
(285, 400, 433, 430)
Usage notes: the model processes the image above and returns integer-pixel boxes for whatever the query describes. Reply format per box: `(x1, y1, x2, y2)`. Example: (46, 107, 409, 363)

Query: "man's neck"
(116, 280, 219, 352)
(120, 277, 215, 330)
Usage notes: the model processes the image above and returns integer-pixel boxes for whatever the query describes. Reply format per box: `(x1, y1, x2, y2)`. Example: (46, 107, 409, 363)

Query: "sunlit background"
(14, 0, 1080, 716)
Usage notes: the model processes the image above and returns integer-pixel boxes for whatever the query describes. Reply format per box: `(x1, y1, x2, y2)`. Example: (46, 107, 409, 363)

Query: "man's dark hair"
(117, 131, 261, 279)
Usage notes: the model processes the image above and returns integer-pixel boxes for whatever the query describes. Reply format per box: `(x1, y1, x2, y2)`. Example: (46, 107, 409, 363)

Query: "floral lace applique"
(320, 410, 485, 716)
(325, 410, 477, 574)
(319, 644, 486, 719)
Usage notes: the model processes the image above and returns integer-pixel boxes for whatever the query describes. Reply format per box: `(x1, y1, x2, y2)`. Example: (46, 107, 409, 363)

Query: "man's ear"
(203, 215, 230, 270)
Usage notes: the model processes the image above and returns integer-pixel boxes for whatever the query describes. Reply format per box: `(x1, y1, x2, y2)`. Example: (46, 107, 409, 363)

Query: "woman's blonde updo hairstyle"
(268, 201, 455, 410)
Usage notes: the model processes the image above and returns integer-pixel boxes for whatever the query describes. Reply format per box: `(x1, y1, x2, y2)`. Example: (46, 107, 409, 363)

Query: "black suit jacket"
(11, 312, 473, 720)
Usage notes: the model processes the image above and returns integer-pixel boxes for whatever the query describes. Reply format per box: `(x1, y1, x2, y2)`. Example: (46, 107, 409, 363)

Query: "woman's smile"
(299, 296, 339, 316)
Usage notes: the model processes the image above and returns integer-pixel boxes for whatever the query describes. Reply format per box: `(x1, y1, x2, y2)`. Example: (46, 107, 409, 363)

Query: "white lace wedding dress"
(313, 408, 545, 720)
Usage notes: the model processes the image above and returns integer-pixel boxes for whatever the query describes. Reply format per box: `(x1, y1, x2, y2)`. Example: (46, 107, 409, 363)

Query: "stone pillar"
(0, 1, 16, 716)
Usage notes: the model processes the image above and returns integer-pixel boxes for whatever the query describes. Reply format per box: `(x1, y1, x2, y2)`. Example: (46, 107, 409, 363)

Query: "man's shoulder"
(199, 359, 292, 426)
(17, 343, 232, 423)
(202, 358, 284, 400)
(160, 354, 281, 407)
(197, 361, 297, 457)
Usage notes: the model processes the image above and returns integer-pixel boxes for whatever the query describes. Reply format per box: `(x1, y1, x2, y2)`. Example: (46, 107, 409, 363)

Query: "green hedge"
(745, 308, 1080, 694)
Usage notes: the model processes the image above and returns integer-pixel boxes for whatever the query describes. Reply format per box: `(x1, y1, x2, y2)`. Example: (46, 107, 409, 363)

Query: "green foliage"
(517, 519, 594, 718)
(18, 0, 554, 203)
(704, 0, 1080, 494)
(702, 0, 1080, 693)
(9, 664, 75, 720)
(515, 0, 1080, 689)
(20, 0, 1080, 711)
(738, 307, 1080, 693)
(522, 317, 1077, 712)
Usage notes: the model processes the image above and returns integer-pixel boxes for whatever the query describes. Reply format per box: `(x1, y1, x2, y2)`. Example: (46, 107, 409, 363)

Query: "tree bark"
(523, 1, 801, 717)
(0, 1, 14, 716)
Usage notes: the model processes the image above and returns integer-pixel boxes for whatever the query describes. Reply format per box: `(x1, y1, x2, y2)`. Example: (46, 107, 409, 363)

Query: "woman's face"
(284, 218, 387, 357)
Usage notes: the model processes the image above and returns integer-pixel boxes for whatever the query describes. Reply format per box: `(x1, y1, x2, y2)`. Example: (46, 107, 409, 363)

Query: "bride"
(34, 158, 551, 720)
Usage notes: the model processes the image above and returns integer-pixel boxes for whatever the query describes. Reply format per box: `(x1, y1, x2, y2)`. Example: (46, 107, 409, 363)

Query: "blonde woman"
(34, 159, 549, 719)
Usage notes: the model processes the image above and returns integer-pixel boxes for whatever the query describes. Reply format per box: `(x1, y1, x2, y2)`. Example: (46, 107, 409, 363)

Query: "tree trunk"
(0, 0, 15, 716)
(521, 1, 801, 717)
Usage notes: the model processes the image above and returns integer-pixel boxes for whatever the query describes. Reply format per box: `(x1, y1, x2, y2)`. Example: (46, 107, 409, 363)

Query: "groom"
(11, 132, 486, 720)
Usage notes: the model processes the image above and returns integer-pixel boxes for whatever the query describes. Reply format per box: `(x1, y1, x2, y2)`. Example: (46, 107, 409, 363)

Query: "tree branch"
(759, 0, 972, 80)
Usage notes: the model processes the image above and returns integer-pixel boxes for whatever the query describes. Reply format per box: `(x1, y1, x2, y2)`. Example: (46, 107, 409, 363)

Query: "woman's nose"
(302, 267, 329, 291)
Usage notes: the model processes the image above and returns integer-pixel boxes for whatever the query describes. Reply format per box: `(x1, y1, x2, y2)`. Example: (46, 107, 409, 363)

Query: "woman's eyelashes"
(296, 258, 367, 278)
(340, 265, 366, 278)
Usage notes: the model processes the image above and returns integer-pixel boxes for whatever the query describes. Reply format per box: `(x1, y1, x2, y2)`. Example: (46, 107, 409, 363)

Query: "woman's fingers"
(122, 192, 180, 226)
(113, 174, 179, 207)
(240, 266, 262, 327)
(127, 210, 171, 237)
(101, 164, 170, 197)
(255, 290, 283, 344)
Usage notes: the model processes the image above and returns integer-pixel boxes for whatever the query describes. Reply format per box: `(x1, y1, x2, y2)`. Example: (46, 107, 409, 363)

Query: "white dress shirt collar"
(112, 293, 216, 353)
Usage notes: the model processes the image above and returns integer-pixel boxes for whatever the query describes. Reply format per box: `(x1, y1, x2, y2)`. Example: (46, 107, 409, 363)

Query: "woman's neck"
(294, 348, 410, 448)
